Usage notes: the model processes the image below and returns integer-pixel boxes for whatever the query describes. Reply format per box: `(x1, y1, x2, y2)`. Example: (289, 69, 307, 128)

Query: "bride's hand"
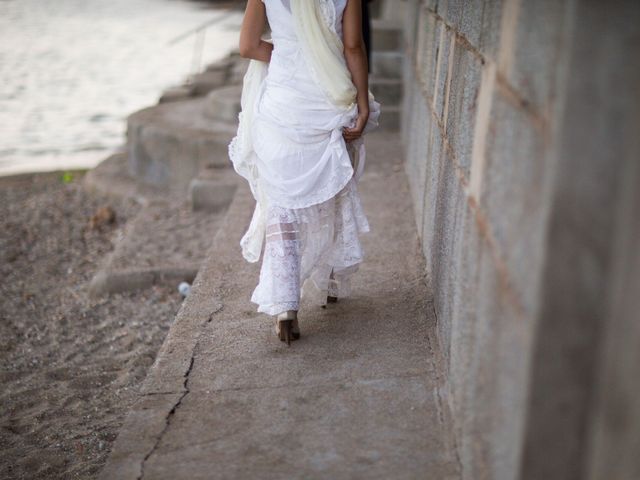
(342, 109, 369, 142)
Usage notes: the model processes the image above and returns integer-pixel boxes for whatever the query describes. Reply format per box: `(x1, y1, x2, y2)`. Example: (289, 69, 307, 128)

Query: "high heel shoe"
(326, 269, 338, 304)
(275, 310, 298, 345)
(321, 295, 338, 309)
(291, 317, 300, 340)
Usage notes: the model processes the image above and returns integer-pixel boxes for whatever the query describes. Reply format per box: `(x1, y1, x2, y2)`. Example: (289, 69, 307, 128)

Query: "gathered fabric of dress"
(228, 0, 381, 316)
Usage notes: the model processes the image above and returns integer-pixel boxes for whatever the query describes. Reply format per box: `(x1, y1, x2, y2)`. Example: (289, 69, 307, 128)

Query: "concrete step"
(378, 104, 401, 131)
(159, 54, 241, 103)
(204, 84, 242, 123)
(159, 85, 194, 104)
(88, 197, 228, 298)
(204, 55, 235, 73)
(83, 152, 167, 205)
(126, 98, 237, 193)
(188, 69, 229, 97)
(228, 55, 250, 84)
(370, 76, 403, 106)
(188, 165, 239, 213)
(377, 0, 407, 24)
(371, 51, 403, 79)
(371, 19, 404, 52)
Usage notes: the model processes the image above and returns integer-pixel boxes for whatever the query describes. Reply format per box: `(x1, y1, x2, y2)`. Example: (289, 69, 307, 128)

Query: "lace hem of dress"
(250, 178, 370, 316)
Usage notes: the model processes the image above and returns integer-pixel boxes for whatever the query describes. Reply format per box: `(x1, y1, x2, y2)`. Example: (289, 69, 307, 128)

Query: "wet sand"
(0, 171, 184, 479)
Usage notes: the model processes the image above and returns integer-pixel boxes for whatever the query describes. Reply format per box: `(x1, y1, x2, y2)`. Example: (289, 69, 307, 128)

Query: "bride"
(229, 0, 380, 344)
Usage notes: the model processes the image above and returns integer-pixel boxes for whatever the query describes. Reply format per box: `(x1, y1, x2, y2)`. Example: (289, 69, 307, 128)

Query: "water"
(0, 0, 242, 176)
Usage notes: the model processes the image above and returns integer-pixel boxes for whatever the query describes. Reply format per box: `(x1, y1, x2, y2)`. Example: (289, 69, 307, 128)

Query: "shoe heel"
(279, 319, 293, 346)
(276, 310, 297, 345)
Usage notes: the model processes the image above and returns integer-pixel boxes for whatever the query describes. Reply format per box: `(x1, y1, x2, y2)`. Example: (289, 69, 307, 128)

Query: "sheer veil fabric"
(228, 0, 381, 314)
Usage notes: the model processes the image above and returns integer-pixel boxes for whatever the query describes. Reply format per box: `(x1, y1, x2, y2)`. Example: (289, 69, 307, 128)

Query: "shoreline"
(0, 0, 242, 179)
(0, 167, 91, 184)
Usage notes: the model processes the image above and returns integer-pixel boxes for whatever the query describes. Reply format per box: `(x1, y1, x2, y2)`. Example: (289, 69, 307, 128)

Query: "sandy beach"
(0, 171, 184, 479)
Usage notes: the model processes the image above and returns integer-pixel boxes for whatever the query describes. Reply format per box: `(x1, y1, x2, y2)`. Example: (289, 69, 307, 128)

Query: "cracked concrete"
(98, 131, 460, 479)
(138, 356, 194, 480)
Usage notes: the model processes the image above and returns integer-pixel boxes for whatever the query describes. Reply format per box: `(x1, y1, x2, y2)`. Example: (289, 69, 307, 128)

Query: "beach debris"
(178, 281, 191, 297)
(88, 206, 116, 229)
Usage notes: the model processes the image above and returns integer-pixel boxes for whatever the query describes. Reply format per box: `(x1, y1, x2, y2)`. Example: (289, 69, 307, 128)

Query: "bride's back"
(263, 0, 348, 43)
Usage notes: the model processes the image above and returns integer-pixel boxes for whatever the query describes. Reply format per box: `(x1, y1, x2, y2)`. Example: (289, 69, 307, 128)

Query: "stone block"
(433, 28, 454, 122)
(441, 0, 485, 49)
(457, 241, 533, 480)
(459, 0, 484, 48)
(447, 200, 483, 438)
(370, 77, 403, 106)
(189, 69, 228, 96)
(443, 0, 465, 30)
(430, 149, 466, 361)
(371, 19, 403, 52)
(408, 96, 430, 233)
(204, 84, 242, 123)
(204, 55, 234, 73)
(478, 0, 504, 59)
(445, 42, 482, 179)
(379, 0, 407, 24)
(189, 176, 237, 213)
(423, 0, 440, 12)
(371, 51, 403, 79)
(400, 64, 414, 144)
(480, 92, 549, 318)
(377, 105, 401, 131)
(417, 12, 440, 103)
(126, 98, 236, 191)
(228, 57, 250, 84)
(403, 0, 422, 52)
(421, 120, 443, 276)
(508, 0, 568, 112)
(368, 0, 383, 19)
(159, 85, 194, 104)
(402, 81, 419, 207)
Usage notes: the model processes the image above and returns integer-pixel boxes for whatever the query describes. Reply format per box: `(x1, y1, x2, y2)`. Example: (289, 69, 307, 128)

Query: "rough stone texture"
(585, 141, 640, 480)
(369, 17, 405, 131)
(83, 152, 166, 205)
(402, 0, 640, 479)
(189, 69, 229, 96)
(519, 3, 640, 480)
(159, 85, 194, 104)
(370, 77, 403, 106)
(88, 198, 226, 297)
(371, 51, 404, 79)
(188, 165, 239, 213)
(204, 84, 242, 123)
(371, 19, 404, 51)
(506, 0, 568, 114)
(98, 131, 461, 479)
(478, 0, 504, 59)
(126, 98, 236, 192)
(444, 42, 481, 179)
(480, 92, 549, 318)
(377, 105, 401, 131)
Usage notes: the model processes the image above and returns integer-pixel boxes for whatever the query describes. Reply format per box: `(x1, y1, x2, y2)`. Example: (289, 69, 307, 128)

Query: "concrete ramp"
(98, 131, 460, 479)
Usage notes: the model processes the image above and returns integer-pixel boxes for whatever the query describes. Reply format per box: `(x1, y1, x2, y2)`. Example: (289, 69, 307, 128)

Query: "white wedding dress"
(230, 0, 381, 316)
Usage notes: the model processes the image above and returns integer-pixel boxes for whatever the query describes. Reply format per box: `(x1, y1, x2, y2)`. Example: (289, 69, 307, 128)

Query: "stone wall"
(399, 0, 640, 478)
